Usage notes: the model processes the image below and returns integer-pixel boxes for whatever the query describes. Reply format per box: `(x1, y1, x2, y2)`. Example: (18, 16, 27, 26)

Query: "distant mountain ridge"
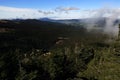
(39, 17, 120, 28)
(1, 17, 120, 29)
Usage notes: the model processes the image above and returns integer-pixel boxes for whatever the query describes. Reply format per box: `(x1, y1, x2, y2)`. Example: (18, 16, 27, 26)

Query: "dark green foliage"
(0, 51, 19, 80)
(0, 20, 118, 80)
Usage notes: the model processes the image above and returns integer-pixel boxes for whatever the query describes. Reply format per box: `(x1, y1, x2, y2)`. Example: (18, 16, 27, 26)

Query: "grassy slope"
(78, 40, 120, 80)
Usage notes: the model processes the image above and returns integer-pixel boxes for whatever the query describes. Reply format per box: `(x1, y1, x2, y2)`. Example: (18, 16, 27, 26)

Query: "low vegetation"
(0, 20, 120, 80)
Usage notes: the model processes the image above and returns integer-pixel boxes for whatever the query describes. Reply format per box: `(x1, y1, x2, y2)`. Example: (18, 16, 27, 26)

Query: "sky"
(0, 0, 120, 19)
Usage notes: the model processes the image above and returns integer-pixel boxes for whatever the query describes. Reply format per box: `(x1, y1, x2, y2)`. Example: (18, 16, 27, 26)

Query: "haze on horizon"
(0, 0, 120, 19)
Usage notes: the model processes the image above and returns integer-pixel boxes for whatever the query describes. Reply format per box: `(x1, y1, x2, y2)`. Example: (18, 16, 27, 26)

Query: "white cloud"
(0, 6, 54, 19)
(38, 10, 54, 15)
(1, 6, 120, 20)
(55, 7, 80, 13)
(0, 6, 35, 12)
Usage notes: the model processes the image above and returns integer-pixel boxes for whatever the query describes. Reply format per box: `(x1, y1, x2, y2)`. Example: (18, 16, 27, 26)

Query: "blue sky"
(1, 0, 120, 9)
(0, 0, 120, 19)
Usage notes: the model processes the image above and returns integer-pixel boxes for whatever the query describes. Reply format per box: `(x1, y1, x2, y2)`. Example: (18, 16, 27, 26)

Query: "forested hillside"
(0, 20, 119, 80)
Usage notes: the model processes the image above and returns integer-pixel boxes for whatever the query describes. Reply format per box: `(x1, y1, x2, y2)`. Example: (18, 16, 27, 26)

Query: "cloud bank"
(1, 5, 120, 20)
(85, 8, 120, 37)
(0, 6, 55, 19)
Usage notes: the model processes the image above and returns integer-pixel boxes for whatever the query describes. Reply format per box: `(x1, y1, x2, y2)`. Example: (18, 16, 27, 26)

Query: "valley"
(0, 19, 120, 80)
